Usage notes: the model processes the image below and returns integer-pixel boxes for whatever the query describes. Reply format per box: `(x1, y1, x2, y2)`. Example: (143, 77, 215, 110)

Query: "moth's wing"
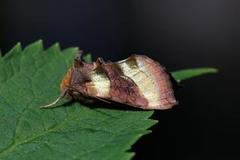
(83, 55, 177, 110)
(116, 55, 177, 109)
(84, 60, 148, 109)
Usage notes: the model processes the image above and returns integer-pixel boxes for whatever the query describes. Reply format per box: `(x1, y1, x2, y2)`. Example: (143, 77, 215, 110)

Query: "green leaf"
(171, 68, 218, 82)
(0, 40, 217, 160)
(82, 53, 92, 63)
(0, 41, 156, 160)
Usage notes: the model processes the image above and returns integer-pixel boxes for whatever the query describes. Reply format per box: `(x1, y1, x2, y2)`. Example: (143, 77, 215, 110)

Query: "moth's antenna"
(40, 89, 68, 109)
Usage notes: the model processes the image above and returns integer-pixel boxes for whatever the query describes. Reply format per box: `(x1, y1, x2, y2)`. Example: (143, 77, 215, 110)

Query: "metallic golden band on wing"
(117, 55, 177, 109)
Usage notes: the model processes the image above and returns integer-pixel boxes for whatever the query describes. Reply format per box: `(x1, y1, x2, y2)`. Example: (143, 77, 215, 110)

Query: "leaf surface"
(172, 68, 218, 82)
(0, 41, 217, 160)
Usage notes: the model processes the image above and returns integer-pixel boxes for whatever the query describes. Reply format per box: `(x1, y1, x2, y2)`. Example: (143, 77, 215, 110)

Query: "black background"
(1, 0, 240, 159)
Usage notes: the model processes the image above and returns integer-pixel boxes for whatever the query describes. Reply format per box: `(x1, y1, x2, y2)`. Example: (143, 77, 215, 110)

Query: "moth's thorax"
(61, 63, 98, 96)
(61, 68, 73, 92)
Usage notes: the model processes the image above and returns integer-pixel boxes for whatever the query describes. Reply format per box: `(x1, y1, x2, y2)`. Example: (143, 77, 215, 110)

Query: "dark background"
(1, 0, 240, 159)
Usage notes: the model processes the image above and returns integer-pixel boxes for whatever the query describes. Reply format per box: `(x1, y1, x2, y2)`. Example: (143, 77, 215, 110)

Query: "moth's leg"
(93, 96, 111, 103)
(75, 95, 95, 104)
(68, 86, 96, 104)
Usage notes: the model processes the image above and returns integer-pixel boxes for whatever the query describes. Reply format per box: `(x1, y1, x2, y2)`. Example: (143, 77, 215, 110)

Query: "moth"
(41, 52, 178, 110)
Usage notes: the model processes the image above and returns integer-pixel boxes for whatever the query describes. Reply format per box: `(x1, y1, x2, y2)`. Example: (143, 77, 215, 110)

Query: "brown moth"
(41, 52, 178, 110)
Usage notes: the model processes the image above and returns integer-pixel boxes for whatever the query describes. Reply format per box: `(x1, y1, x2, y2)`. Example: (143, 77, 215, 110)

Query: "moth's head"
(40, 52, 91, 109)
(60, 51, 85, 92)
